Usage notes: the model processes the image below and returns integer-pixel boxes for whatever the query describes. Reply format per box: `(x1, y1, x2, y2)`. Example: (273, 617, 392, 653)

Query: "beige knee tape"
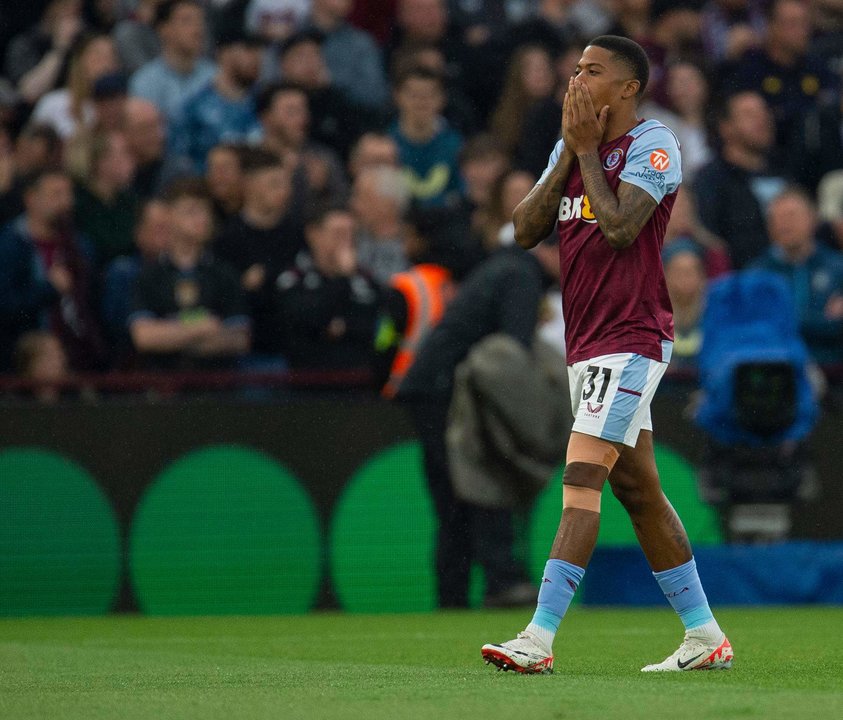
(563, 484, 602, 512)
(566, 432, 620, 473)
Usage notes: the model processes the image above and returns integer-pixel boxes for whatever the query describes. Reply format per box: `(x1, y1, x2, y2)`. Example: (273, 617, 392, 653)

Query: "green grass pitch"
(2, 607, 842, 720)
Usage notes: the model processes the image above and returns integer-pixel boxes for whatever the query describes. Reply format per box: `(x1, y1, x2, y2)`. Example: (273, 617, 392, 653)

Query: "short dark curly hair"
(587, 35, 650, 98)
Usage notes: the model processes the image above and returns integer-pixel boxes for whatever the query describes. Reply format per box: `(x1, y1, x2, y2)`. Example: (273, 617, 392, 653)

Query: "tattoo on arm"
(512, 151, 575, 249)
(577, 151, 659, 250)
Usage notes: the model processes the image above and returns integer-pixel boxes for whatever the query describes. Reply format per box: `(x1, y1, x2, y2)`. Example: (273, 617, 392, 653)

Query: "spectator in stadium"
(275, 203, 382, 371)
(173, 29, 263, 171)
(205, 142, 247, 230)
(0, 125, 63, 227)
(214, 148, 304, 356)
(350, 165, 411, 285)
(304, 0, 389, 109)
(752, 187, 843, 366)
(129, 0, 215, 124)
(31, 32, 119, 139)
(639, 1, 704, 101)
(72, 129, 139, 266)
(246, 0, 309, 42)
(123, 97, 193, 200)
(254, 81, 347, 208)
(129, 178, 250, 369)
(13, 330, 70, 403)
(277, 29, 372, 159)
(4, 0, 84, 104)
(347, 132, 400, 181)
(643, 60, 712, 185)
(101, 197, 171, 349)
(455, 133, 510, 249)
(664, 187, 732, 279)
(720, 0, 838, 159)
(390, 66, 463, 208)
(489, 44, 556, 157)
(699, 0, 765, 64)
(694, 90, 790, 269)
(89, 72, 130, 131)
(0, 168, 105, 372)
(662, 240, 708, 374)
(389, 42, 479, 136)
(113, 0, 162, 74)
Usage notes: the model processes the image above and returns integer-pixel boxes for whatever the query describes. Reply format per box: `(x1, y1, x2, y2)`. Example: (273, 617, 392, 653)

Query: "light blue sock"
(524, 559, 585, 651)
(653, 557, 718, 635)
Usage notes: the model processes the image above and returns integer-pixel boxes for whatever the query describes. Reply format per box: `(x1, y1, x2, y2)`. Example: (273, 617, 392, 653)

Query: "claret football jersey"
(538, 119, 681, 364)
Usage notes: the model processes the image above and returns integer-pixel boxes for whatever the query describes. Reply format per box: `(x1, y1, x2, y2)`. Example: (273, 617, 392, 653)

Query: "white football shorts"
(567, 348, 671, 448)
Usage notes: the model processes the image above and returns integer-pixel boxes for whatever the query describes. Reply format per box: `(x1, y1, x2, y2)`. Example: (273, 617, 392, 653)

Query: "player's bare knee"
(609, 480, 662, 517)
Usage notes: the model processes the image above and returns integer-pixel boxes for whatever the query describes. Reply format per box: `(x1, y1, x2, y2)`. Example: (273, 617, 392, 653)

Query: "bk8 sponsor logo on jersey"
(558, 195, 598, 224)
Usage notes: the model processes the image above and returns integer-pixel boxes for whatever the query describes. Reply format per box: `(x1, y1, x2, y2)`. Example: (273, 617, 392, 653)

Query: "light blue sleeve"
(619, 126, 682, 202)
(538, 139, 566, 185)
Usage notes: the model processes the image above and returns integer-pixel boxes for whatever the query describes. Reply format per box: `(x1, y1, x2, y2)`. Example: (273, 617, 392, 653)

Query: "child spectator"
(390, 66, 463, 208)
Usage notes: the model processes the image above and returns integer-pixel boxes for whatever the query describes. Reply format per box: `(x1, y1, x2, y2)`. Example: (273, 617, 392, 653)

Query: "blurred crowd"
(1, 0, 843, 397)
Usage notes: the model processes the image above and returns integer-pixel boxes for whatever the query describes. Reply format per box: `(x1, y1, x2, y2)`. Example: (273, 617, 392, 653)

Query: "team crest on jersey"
(650, 149, 670, 171)
(604, 148, 624, 170)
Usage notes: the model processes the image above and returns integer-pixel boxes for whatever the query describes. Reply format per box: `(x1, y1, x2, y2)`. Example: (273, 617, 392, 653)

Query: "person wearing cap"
(171, 29, 263, 171)
(128, 0, 215, 125)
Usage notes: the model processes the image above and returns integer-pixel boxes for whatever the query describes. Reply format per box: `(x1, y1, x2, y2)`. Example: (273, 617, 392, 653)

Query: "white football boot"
(641, 633, 734, 672)
(481, 632, 554, 674)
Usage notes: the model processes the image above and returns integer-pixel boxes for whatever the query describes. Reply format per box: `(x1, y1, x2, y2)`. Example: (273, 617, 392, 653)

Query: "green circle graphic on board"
(331, 441, 437, 613)
(331, 441, 487, 613)
(130, 446, 321, 615)
(0, 449, 120, 616)
(528, 442, 722, 580)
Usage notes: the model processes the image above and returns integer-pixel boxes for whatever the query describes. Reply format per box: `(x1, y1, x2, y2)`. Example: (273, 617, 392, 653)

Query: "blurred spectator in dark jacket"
(277, 29, 372, 159)
(206, 142, 247, 228)
(123, 97, 193, 200)
(752, 187, 843, 366)
(173, 29, 263, 171)
(72, 129, 139, 266)
(5, 0, 84, 105)
(129, 178, 250, 369)
(305, 0, 389, 109)
(215, 148, 304, 355)
(129, 0, 215, 124)
(0, 124, 63, 227)
(720, 0, 840, 190)
(0, 168, 105, 372)
(694, 90, 790, 268)
(276, 203, 382, 370)
(390, 66, 463, 208)
(254, 80, 347, 207)
(456, 133, 509, 250)
(101, 197, 171, 350)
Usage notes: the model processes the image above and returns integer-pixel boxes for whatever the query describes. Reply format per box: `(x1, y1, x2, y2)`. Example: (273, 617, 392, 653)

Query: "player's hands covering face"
(562, 78, 609, 156)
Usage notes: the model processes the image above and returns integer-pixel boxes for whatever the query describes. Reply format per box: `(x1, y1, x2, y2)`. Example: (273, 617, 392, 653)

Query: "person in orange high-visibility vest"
(375, 207, 474, 395)
(381, 262, 453, 397)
